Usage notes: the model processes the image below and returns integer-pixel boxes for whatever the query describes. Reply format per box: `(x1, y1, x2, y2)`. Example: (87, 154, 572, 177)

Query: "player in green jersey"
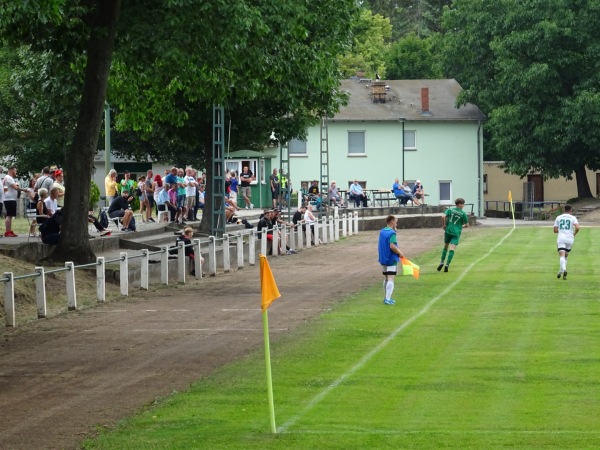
(437, 198, 469, 272)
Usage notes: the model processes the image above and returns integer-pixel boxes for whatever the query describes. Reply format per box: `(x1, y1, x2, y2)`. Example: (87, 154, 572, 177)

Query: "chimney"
(421, 87, 429, 113)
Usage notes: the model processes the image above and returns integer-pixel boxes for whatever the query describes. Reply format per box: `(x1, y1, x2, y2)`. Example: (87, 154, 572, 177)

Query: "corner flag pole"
(260, 254, 281, 434)
(508, 190, 516, 228)
(263, 311, 277, 433)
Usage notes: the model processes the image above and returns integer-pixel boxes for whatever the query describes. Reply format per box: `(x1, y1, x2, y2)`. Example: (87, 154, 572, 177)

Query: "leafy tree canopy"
(338, 8, 392, 79)
(0, 0, 359, 258)
(385, 32, 442, 79)
(362, 0, 452, 40)
(442, 0, 600, 196)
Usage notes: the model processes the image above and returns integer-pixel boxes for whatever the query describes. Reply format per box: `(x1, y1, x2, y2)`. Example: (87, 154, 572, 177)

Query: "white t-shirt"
(184, 176, 197, 197)
(44, 197, 58, 215)
(3, 174, 18, 201)
(304, 210, 315, 224)
(554, 213, 578, 243)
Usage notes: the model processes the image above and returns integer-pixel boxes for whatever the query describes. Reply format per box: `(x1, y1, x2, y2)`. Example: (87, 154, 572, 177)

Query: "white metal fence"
(2, 212, 360, 327)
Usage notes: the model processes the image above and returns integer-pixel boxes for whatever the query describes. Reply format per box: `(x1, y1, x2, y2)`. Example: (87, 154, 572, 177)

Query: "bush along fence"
(2, 212, 360, 328)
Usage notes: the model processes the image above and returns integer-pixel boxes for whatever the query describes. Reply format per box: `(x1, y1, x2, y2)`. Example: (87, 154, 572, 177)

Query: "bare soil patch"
(0, 228, 440, 450)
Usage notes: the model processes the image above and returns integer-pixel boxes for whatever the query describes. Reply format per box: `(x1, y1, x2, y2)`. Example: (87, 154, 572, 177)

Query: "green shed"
(225, 149, 277, 209)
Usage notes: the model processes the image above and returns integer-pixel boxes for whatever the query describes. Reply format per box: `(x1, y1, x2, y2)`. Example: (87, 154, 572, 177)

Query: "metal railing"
(2, 211, 360, 328)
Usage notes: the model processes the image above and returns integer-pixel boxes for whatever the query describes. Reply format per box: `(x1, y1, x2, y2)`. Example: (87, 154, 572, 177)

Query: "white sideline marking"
(279, 228, 515, 433)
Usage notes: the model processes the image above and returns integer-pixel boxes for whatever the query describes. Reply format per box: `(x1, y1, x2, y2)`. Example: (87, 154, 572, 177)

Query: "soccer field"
(85, 226, 600, 449)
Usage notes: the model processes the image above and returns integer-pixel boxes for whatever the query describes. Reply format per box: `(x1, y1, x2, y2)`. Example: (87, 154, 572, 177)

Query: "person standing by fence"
(240, 165, 254, 209)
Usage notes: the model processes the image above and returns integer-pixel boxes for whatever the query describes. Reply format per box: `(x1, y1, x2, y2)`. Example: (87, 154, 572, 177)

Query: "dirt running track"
(0, 228, 441, 450)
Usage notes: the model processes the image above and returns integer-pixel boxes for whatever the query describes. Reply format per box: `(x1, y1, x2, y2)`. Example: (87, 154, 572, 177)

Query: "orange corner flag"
(401, 257, 420, 280)
(260, 255, 281, 312)
(508, 190, 513, 203)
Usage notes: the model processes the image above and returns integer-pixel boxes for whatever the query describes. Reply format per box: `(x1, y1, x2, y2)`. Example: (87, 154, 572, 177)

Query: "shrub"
(89, 180, 100, 211)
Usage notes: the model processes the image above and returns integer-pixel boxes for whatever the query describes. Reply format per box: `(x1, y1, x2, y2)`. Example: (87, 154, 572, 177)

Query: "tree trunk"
(575, 164, 593, 199)
(46, 0, 122, 264)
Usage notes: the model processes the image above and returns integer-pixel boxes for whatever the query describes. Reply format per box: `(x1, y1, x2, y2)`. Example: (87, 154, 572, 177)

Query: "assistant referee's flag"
(260, 255, 281, 312)
(401, 257, 420, 280)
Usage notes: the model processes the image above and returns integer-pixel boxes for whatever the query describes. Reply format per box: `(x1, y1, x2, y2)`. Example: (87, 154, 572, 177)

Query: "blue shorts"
(177, 194, 186, 208)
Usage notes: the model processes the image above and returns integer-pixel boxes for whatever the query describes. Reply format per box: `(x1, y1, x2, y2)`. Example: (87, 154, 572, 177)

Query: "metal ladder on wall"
(319, 116, 329, 217)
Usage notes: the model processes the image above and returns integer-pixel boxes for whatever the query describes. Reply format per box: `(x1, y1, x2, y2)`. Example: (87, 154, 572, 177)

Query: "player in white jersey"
(553, 204, 579, 280)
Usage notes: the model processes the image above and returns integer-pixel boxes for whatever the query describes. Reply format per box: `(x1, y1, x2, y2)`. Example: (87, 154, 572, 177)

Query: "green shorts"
(444, 232, 460, 246)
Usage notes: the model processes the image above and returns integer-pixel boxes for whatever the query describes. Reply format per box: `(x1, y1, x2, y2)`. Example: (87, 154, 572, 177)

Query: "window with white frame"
(289, 138, 307, 155)
(225, 159, 259, 184)
(348, 131, 366, 155)
(259, 159, 266, 184)
(403, 130, 416, 150)
(439, 181, 452, 205)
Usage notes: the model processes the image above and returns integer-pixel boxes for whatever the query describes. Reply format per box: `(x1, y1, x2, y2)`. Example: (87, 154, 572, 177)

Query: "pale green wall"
(276, 119, 483, 215)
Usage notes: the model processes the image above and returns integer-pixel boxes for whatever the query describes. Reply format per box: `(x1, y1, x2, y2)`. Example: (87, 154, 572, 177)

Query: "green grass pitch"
(84, 226, 600, 449)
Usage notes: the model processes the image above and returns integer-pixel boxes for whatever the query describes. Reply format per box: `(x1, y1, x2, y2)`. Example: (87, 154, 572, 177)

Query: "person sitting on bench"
(108, 190, 136, 231)
(349, 180, 368, 207)
(392, 178, 409, 206)
(328, 181, 345, 207)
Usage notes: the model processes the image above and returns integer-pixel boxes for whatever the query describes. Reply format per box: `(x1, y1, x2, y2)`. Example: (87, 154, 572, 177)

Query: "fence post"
(297, 223, 304, 250)
(161, 246, 169, 285)
(260, 229, 267, 256)
(4, 272, 15, 327)
(140, 249, 149, 290)
(342, 213, 347, 237)
(272, 226, 279, 257)
(249, 232, 256, 265)
(305, 222, 312, 248)
(223, 234, 231, 271)
(120, 252, 129, 296)
(208, 236, 217, 276)
(329, 215, 334, 242)
(65, 262, 77, 311)
(321, 217, 328, 244)
(236, 233, 244, 269)
(193, 238, 203, 279)
(334, 212, 340, 241)
(288, 224, 296, 252)
(347, 213, 353, 236)
(280, 225, 288, 254)
(178, 241, 186, 283)
(96, 257, 106, 302)
(354, 212, 359, 234)
(35, 267, 47, 318)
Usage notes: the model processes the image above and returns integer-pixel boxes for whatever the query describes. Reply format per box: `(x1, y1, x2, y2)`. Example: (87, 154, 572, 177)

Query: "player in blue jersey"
(378, 215, 404, 305)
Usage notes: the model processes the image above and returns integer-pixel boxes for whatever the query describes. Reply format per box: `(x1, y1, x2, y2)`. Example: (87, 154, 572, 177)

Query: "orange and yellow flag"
(260, 255, 281, 312)
(508, 190, 513, 203)
(401, 257, 420, 280)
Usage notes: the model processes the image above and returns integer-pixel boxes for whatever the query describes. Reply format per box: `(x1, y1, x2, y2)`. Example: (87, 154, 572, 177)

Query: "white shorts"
(229, 191, 238, 201)
(557, 239, 574, 252)
(381, 265, 398, 275)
